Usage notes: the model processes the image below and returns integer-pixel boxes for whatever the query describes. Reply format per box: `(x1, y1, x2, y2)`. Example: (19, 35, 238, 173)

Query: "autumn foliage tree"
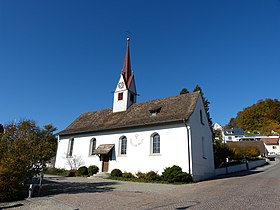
(0, 120, 57, 201)
(226, 98, 280, 135)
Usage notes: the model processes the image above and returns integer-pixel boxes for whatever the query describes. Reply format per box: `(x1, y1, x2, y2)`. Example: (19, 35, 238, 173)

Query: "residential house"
(261, 137, 280, 156)
(222, 128, 245, 143)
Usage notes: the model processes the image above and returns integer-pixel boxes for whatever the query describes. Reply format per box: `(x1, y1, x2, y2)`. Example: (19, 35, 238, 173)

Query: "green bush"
(122, 172, 135, 178)
(44, 167, 69, 176)
(162, 165, 192, 183)
(135, 171, 146, 179)
(111, 169, 123, 177)
(77, 166, 88, 176)
(146, 171, 161, 181)
(88, 165, 99, 176)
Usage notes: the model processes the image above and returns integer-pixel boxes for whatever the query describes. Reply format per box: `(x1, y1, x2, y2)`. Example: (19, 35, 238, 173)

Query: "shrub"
(88, 165, 99, 176)
(122, 172, 135, 179)
(135, 171, 147, 179)
(111, 169, 123, 177)
(0, 162, 29, 201)
(229, 146, 260, 160)
(77, 166, 88, 176)
(213, 142, 234, 168)
(44, 168, 68, 176)
(146, 171, 161, 181)
(162, 165, 192, 183)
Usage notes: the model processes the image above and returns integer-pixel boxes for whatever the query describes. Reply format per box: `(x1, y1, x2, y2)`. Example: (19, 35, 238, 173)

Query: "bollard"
(28, 184, 33, 198)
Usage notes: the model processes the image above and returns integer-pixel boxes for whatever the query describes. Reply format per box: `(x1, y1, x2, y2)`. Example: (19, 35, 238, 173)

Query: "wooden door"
(102, 155, 109, 172)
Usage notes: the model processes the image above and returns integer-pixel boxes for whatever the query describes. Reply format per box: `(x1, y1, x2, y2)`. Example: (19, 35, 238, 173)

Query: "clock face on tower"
(118, 82, 124, 89)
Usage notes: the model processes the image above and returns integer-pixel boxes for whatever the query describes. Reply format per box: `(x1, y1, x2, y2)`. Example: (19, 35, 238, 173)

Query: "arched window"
(120, 136, 127, 155)
(152, 133, 160, 154)
(89, 138, 96, 156)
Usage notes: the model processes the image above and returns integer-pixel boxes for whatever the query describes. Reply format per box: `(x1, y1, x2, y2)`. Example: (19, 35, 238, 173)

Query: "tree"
(0, 120, 57, 201)
(226, 98, 280, 135)
(193, 85, 213, 127)
(180, 88, 189, 95)
(0, 124, 4, 133)
(213, 141, 233, 168)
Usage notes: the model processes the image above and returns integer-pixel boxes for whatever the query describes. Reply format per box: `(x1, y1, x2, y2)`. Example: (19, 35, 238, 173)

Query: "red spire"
(122, 38, 132, 85)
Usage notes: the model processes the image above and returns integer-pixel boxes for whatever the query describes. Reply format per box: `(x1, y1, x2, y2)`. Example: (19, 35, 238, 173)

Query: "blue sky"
(1, 0, 280, 131)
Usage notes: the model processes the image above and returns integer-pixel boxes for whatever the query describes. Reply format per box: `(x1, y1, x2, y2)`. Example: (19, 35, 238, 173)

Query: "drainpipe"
(183, 119, 192, 175)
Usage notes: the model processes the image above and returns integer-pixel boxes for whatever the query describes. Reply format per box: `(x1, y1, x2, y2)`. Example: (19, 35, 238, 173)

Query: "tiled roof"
(261, 138, 279, 145)
(224, 128, 244, 136)
(58, 92, 200, 136)
(227, 141, 268, 156)
(93, 144, 115, 155)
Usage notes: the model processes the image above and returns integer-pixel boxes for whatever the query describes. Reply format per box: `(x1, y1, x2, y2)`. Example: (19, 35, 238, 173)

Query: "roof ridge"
(59, 91, 200, 135)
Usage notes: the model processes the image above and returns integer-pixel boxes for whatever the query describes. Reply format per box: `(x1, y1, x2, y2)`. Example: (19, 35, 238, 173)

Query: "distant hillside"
(226, 98, 280, 135)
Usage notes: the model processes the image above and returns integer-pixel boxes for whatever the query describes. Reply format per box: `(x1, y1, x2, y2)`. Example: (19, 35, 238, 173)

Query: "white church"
(55, 38, 215, 181)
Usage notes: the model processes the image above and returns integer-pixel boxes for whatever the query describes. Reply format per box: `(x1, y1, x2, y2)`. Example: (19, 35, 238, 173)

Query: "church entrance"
(93, 144, 114, 173)
(102, 155, 109, 172)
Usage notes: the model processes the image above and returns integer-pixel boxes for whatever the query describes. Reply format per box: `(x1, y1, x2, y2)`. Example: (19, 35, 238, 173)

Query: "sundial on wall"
(130, 133, 144, 147)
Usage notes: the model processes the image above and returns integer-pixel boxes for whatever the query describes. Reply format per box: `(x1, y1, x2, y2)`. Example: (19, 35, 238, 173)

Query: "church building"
(55, 38, 215, 181)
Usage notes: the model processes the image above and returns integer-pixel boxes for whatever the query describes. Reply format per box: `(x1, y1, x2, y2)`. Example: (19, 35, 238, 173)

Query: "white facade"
(262, 137, 280, 156)
(222, 129, 245, 143)
(265, 144, 280, 156)
(55, 94, 214, 181)
(113, 74, 137, 113)
(55, 39, 215, 182)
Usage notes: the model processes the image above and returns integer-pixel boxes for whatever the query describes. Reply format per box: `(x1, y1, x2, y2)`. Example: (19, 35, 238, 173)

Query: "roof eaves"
(58, 118, 186, 137)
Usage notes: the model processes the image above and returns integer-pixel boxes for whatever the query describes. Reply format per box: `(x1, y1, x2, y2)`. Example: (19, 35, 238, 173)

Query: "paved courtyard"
(1, 158, 280, 210)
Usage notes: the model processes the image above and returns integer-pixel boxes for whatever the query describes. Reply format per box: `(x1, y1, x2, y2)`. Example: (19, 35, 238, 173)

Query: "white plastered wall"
(55, 123, 191, 175)
(188, 94, 215, 181)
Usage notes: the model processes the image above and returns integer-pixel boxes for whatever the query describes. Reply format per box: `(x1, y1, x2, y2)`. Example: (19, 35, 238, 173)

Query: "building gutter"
(183, 119, 192, 175)
(58, 119, 184, 137)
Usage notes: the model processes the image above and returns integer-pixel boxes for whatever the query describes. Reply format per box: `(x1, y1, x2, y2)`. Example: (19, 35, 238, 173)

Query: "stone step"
(92, 172, 110, 178)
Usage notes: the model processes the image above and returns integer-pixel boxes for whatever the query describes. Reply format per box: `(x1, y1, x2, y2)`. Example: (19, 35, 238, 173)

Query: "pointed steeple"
(122, 38, 132, 85)
(113, 38, 137, 113)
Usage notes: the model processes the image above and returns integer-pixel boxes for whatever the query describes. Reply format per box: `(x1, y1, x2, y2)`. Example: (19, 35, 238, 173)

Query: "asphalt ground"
(1, 158, 279, 210)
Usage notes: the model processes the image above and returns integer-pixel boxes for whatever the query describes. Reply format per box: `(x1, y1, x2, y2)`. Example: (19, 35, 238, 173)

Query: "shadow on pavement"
(35, 177, 117, 197)
(0, 204, 24, 209)
(213, 169, 263, 180)
(198, 169, 265, 183)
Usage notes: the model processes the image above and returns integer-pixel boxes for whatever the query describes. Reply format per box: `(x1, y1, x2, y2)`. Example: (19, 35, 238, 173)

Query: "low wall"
(215, 159, 267, 176)
(248, 159, 266, 169)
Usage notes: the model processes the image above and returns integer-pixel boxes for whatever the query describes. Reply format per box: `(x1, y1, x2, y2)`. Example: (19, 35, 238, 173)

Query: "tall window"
(67, 138, 74, 157)
(89, 138, 96, 155)
(152, 133, 160, 154)
(120, 136, 127, 155)
(118, 92, 123, 101)
(130, 93, 135, 102)
(202, 136, 206, 159)
(200, 110, 204, 125)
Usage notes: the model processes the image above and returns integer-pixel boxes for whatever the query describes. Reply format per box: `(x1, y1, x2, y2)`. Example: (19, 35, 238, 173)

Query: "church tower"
(113, 38, 137, 113)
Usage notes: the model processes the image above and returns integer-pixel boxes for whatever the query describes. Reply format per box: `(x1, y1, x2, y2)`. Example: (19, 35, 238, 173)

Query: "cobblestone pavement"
(1, 159, 280, 210)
